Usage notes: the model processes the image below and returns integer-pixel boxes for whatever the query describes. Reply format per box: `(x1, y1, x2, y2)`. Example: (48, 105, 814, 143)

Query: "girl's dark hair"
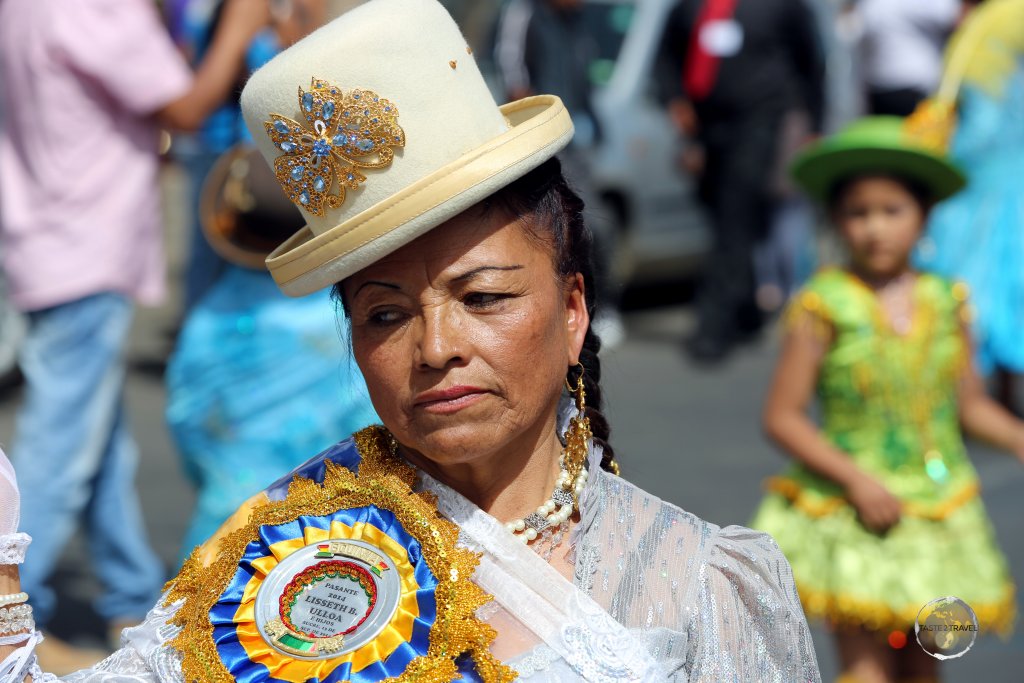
(481, 158, 615, 471)
(827, 173, 935, 213)
(332, 157, 617, 472)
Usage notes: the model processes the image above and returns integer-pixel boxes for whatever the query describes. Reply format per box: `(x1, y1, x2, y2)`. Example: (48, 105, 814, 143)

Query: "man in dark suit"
(661, 0, 825, 362)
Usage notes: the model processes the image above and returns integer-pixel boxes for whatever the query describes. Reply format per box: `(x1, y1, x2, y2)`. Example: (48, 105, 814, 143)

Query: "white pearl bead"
(514, 519, 526, 532)
(544, 500, 556, 514)
(536, 505, 548, 516)
(518, 534, 530, 543)
(525, 528, 538, 541)
(505, 522, 516, 533)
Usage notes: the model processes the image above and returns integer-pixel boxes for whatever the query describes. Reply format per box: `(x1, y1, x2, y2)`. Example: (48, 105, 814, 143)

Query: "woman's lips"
(414, 386, 489, 414)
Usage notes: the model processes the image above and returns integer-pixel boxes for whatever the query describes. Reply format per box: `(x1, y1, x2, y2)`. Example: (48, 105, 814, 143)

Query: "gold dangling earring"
(564, 362, 622, 477)
(562, 362, 591, 484)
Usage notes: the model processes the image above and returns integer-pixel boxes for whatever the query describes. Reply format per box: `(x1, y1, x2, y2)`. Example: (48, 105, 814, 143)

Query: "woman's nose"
(416, 306, 464, 369)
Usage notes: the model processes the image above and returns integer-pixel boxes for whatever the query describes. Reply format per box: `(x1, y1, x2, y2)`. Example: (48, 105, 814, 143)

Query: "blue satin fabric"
(917, 73, 1024, 373)
(263, 437, 365, 504)
(208, 504, 442, 682)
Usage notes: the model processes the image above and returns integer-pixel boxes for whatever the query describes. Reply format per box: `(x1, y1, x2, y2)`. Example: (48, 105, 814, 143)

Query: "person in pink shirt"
(0, 0, 268, 672)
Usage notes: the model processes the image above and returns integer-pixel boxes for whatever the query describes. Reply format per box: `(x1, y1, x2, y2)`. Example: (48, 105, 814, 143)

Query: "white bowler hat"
(241, 0, 574, 296)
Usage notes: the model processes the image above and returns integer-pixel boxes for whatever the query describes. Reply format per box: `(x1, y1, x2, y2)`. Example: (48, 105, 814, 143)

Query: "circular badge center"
(255, 538, 403, 660)
(282, 561, 376, 638)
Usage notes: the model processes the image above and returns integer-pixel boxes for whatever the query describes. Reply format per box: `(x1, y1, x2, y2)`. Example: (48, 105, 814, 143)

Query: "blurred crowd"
(0, 0, 1022, 678)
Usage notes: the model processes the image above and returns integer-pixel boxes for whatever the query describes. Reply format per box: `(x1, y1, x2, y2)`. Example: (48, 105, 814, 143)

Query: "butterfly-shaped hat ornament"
(264, 78, 405, 216)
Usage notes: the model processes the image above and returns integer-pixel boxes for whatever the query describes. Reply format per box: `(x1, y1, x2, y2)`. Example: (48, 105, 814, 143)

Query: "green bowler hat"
(791, 115, 967, 204)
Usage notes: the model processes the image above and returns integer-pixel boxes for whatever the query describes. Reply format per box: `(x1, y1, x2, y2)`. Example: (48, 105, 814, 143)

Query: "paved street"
(0, 168, 1020, 680)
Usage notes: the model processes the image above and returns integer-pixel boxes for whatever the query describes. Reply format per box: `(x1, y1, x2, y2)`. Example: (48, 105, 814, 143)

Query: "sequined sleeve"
(782, 289, 833, 343)
(689, 525, 821, 683)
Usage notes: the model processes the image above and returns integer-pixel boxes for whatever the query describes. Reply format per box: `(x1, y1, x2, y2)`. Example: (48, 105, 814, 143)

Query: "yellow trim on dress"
(796, 579, 1016, 638)
(764, 476, 982, 521)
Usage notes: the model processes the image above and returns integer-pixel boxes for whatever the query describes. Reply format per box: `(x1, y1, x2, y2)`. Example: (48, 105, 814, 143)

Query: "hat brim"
(791, 145, 967, 205)
(265, 94, 573, 296)
(199, 149, 274, 270)
(200, 145, 308, 270)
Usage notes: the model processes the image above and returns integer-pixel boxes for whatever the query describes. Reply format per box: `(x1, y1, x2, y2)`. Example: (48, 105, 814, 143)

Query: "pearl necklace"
(504, 463, 588, 543)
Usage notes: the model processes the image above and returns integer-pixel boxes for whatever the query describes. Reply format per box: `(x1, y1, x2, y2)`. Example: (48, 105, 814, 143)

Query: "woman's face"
(342, 206, 589, 467)
(833, 176, 927, 278)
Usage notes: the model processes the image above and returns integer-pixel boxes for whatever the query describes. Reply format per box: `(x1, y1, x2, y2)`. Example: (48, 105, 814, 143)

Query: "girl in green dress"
(751, 116, 1024, 683)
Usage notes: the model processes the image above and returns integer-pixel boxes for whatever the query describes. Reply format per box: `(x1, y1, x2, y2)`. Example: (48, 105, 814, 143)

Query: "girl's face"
(833, 176, 927, 279)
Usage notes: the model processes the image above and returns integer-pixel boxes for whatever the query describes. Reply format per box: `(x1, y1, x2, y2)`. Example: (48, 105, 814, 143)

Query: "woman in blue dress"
(916, 0, 1024, 402)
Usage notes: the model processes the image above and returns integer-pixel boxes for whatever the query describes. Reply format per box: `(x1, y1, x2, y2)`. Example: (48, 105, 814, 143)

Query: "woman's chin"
(401, 422, 506, 466)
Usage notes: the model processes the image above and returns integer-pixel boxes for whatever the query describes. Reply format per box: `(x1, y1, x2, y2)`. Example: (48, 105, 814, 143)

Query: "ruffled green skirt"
(751, 489, 1016, 636)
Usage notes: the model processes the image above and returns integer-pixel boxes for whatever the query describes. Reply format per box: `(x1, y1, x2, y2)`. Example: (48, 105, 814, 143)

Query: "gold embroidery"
(164, 426, 516, 683)
(264, 79, 405, 217)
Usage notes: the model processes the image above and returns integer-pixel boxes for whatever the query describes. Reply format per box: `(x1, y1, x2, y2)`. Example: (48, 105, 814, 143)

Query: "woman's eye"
(368, 309, 404, 325)
(464, 292, 508, 308)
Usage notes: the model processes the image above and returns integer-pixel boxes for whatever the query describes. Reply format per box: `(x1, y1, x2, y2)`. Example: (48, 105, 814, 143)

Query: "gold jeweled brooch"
(264, 78, 405, 216)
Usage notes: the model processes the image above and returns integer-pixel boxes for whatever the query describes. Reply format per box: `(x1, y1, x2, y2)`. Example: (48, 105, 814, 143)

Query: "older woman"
(0, 0, 820, 681)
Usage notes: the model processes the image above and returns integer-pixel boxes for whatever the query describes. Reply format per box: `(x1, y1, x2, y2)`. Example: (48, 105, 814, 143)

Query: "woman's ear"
(565, 272, 589, 365)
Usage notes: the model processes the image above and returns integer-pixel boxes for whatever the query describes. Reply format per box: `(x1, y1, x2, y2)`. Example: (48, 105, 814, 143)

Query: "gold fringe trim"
(164, 426, 516, 683)
(765, 476, 982, 521)
(797, 581, 1016, 638)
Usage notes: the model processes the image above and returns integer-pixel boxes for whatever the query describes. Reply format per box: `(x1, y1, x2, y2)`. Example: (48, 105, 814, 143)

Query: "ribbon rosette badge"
(264, 78, 406, 216)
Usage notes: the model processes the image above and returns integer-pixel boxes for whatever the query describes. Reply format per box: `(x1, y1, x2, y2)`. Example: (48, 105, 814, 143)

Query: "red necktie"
(683, 0, 739, 102)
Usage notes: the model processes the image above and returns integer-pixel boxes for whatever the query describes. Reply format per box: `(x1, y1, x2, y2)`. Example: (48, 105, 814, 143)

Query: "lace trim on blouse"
(0, 533, 30, 565)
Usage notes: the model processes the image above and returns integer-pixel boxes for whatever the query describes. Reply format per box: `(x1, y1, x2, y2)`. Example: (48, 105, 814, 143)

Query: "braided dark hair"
(480, 158, 617, 472)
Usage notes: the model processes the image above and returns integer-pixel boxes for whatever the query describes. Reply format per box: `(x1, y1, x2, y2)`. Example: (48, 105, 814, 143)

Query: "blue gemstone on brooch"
(302, 92, 313, 112)
(280, 141, 296, 153)
(322, 101, 336, 119)
(313, 176, 326, 192)
(354, 93, 361, 100)
(312, 140, 332, 157)
(357, 139, 375, 152)
(274, 120, 290, 135)
(290, 166, 304, 181)
(299, 191, 310, 205)
(333, 133, 349, 147)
